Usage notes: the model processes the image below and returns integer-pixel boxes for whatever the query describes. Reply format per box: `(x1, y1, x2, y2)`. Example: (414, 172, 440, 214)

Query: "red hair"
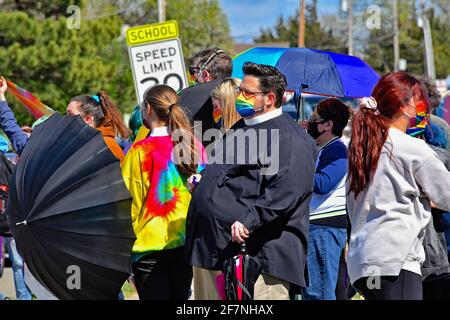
(348, 72, 426, 198)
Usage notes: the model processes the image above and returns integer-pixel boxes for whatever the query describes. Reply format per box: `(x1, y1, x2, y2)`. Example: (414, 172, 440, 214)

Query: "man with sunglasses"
(180, 48, 232, 147)
(186, 62, 318, 300)
(188, 47, 232, 85)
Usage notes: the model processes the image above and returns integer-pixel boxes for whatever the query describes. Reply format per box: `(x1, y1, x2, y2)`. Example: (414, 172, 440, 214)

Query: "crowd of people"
(0, 45, 449, 300)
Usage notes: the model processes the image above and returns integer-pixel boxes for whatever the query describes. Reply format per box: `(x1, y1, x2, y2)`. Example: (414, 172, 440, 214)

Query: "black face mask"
(307, 121, 326, 139)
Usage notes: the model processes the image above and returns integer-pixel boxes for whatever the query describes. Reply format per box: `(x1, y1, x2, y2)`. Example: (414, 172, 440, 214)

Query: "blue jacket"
(310, 137, 348, 227)
(0, 101, 29, 154)
(314, 138, 348, 195)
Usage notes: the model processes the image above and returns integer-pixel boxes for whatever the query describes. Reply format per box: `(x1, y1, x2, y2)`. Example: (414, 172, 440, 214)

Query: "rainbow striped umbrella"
(232, 47, 380, 98)
(6, 79, 54, 119)
(232, 47, 380, 121)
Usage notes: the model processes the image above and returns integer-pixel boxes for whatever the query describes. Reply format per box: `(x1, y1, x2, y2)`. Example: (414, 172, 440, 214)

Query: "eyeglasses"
(235, 87, 267, 99)
(188, 67, 200, 76)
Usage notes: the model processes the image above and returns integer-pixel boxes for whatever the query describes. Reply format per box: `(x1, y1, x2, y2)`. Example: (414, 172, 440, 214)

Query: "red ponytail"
(348, 72, 426, 198)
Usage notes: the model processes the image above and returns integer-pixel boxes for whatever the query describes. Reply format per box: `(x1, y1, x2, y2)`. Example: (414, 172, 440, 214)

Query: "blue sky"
(219, 0, 339, 43)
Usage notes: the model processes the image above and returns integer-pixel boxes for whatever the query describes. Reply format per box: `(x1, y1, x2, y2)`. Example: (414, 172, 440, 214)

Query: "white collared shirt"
(244, 107, 283, 126)
(150, 126, 170, 137)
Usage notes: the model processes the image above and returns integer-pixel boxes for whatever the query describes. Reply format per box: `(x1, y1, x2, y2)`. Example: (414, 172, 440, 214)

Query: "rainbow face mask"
(235, 93, 258, 118)
(406, 100, 429, 137)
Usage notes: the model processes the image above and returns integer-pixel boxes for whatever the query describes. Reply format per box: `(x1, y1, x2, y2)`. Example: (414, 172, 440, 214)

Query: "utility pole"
(393, 0, 400, 71)
(158, 0, 166, 23)
(299, 0, 305, 47)
(348, 0, 353, 55)
(419, 0, 436, 80)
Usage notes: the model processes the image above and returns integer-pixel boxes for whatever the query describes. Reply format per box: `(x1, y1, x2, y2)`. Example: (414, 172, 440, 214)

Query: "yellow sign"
(126, 20, 179, 46)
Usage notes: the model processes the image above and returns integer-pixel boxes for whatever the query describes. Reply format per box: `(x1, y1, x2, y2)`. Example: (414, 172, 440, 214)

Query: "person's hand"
(21, 126, 32, 137)
(186, 174, 201, 193)
(299, 120, 309, 130)
(0, 76, 7, 100)
(231, 221, 249, 244)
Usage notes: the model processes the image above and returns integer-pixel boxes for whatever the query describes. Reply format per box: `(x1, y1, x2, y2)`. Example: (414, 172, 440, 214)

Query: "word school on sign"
(127, 22, 178, 45)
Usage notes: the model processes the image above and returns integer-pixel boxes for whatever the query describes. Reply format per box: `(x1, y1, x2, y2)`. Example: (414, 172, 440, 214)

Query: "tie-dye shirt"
(121, 127, 206, 262)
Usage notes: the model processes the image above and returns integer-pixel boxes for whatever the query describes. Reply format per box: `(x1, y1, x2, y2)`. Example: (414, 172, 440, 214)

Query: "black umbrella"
(6, 113, 136, 300)
(179, 79, 221, 146)
(179, 79, 221, 117)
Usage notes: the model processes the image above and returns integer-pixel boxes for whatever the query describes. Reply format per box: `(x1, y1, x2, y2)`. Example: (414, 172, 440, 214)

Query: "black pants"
(423, 274, 450, 300)
(132, 246, 192, 300)
(335, 249, 357, 300)
(354, 270, 423, 300)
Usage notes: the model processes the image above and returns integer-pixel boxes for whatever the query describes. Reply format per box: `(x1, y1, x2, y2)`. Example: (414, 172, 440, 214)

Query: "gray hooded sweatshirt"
(346, 128, 450, 284)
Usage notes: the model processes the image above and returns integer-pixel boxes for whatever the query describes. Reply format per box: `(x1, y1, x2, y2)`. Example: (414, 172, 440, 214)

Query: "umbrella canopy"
(232, 47, 380, 98)
(179, 79, 221, 117)
(7, 113, 136, 300)
(179, 79, 222, 146)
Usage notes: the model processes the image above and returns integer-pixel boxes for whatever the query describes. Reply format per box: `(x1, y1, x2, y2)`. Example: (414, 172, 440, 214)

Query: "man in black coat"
(185, 62, 318, 300)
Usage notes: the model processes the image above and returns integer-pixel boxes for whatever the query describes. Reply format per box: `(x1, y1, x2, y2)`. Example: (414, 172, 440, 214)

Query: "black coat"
(185, 113, 318, 287)
(179, 80, 222, 147)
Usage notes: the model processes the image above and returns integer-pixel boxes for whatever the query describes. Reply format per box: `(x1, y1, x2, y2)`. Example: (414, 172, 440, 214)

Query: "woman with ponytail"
(346, 72, 450, 300)
(121, 84, 206, 300)
(66, 91, 129, 160)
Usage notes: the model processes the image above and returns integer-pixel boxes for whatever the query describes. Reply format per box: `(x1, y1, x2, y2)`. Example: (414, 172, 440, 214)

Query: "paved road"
(0, 266, 140, 300)
(0, 267, 16, 299)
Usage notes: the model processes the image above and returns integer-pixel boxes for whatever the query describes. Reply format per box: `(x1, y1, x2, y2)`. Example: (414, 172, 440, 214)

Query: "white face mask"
(402, 104, 418, 128)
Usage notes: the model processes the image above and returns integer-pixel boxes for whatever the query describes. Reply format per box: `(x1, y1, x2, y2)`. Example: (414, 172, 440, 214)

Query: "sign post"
(126, 20, 188, 103)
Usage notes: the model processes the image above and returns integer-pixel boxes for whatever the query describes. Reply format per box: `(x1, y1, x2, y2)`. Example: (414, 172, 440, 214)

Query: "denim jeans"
(302, 224, 347, 300)
(4, 237, 32, 300)
(422, 211, 449, 279)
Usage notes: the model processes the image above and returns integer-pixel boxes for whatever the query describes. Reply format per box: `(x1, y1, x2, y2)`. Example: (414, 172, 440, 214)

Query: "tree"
(254, 0, 346, 52)
(115, 0, 233, 63)
(0, 0, 82, 18)
(363, 0, 449, 78)
(0, 0, 233, 125)
(0, 10, 126, 125)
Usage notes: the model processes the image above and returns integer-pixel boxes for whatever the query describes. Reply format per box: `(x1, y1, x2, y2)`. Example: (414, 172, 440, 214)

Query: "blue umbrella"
(232, 47, 380, 119)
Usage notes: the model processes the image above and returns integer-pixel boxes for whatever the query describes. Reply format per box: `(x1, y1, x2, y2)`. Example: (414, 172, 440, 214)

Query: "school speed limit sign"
(126, 21, 188, 103)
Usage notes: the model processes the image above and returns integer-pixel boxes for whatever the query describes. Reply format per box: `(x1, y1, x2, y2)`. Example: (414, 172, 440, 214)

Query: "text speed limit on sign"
(128, 38, 188, 103)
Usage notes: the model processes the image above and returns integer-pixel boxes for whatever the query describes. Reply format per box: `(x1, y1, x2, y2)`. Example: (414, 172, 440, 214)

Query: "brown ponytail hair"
(69, 91, 130, 138)
(348, 71, 426, 198)
(96, 91, 129, 138)
(142, 85, 199, 177)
